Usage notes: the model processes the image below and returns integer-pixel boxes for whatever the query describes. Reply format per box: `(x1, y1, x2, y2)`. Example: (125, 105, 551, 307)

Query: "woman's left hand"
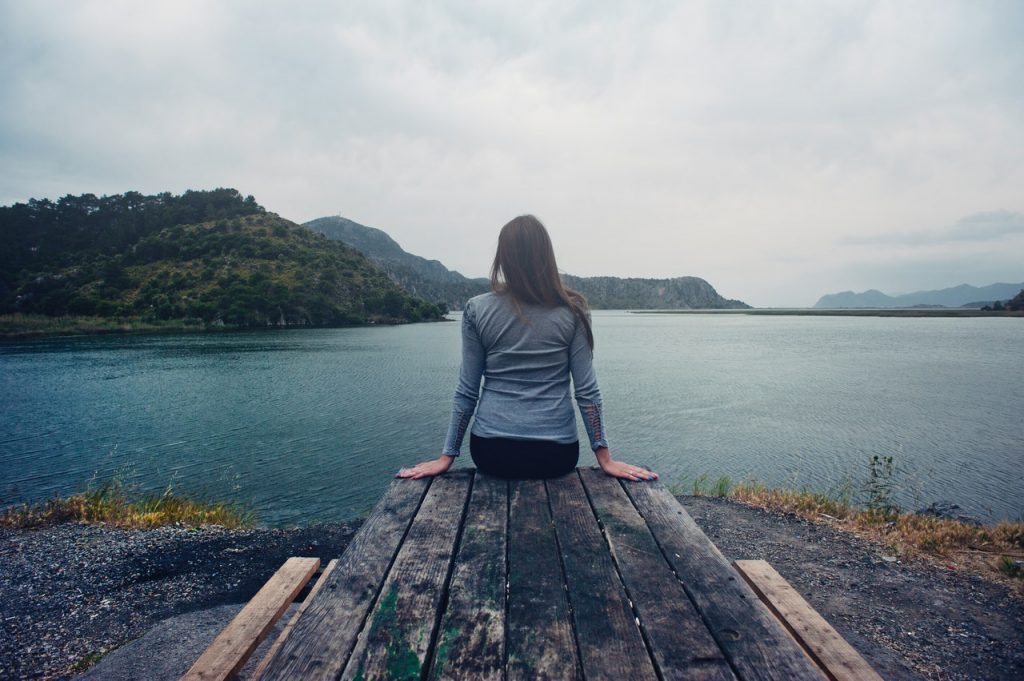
(396, 454, 454, 479)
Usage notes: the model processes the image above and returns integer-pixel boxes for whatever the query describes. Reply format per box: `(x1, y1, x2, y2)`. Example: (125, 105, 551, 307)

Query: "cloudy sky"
(2, 1, 1022, 306)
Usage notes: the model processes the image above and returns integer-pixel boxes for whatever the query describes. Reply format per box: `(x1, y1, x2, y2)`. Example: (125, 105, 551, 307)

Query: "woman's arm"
(569, 315, 658, 481)
(397, 305, 485, 479)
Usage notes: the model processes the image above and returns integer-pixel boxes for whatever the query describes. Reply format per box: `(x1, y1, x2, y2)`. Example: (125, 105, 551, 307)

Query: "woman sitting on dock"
(397, 215, 658, 482)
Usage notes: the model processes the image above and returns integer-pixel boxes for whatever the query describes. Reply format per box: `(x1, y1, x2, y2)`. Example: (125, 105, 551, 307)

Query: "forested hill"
(305, 216, 489, 309)
(562, 275, 750, 309)
(0, 190, 445, 327)
(306, 215, 749, 310)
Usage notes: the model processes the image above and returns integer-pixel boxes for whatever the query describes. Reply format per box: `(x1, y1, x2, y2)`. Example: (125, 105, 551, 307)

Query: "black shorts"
(470, 434, 579, 479)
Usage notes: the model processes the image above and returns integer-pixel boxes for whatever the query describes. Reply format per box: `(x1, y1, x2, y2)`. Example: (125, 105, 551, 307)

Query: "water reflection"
(1, 315, 1021, 525)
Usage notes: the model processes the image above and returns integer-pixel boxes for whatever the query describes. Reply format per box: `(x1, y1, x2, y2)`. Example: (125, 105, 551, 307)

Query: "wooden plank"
(251, 559, 338, 680)
(340, 471, 473, 681)
(507, 478, 581, 681)
(545, 472, 659, 681)
(257, 476, 432, 681)
(428, 473, 507, 681)
(182, 556, 320, 681)
(734, 560, 884, 681)
(578, 468, 735, 681)
(623, 480, 827, 681)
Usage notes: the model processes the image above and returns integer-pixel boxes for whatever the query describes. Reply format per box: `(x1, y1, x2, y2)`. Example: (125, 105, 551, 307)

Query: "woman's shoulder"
(465, 291, 506, 313)
(466, 291, 497, 306)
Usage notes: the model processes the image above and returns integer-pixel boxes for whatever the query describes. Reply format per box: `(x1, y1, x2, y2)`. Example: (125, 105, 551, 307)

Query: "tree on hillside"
(1008, 289, 1024, 312)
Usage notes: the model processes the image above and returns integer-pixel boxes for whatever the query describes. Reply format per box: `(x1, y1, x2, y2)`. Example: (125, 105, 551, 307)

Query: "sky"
(1, 1, 1022, 306)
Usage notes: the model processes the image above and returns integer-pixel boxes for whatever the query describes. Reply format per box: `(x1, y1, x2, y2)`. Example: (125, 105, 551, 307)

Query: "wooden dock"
(187, 468, 878, 680)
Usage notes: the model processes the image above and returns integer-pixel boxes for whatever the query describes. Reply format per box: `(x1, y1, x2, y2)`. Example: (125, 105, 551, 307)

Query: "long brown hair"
(490, 215, 594, 349)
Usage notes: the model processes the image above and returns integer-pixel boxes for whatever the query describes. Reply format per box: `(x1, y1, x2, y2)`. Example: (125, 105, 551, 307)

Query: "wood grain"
(579, 468, 735, 680)
(546, 472, 659, 681)
(182, 556, 319, 681)
(507, 478, 581, 681)
(734, 560, 883, 681)
(257, 476, 431, 681)
(251, 559, 338, 680)
(340, 471, 472, 681)
(428, 473, 507, 681)
(624, 481, 827, 681)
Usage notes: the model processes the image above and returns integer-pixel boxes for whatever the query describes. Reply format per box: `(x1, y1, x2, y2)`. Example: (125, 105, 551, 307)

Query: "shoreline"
(0, 313, 452, 341)
(5, 307, 1019, 341)
(2, 494, 1021, 680)
(630, 308, 1024, 317)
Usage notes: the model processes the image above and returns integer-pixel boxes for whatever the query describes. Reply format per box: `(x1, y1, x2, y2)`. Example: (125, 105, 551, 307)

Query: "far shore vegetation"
(0, 311, 447, 340)
(0, 477, 253, 530)
(1, 189, 447, 337)
(0, 313, 220, 339)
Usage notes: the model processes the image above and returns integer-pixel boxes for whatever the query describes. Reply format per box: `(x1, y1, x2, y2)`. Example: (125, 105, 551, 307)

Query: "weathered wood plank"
(182, 556, 320, 681)
(545, 472, 659, 681)
(507, 478, 581, 681)
(340, 471, 473, 681)
(257, 477, 432, 681)
(734, 560, 884, 681)
(624, 481, 827, 681)
(251, 559, 338, 680)
(428, 473, 507, 681)
(578, 468, 735, 681)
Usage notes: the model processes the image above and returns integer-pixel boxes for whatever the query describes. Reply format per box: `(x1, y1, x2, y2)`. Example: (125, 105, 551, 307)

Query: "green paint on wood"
(357, 584, 423, 680)
(430, 624, 460, 678)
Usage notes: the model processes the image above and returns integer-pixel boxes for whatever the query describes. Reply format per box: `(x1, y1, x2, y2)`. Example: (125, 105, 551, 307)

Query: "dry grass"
(0, 479, 253, 530)
(721, 481, 1024, 587)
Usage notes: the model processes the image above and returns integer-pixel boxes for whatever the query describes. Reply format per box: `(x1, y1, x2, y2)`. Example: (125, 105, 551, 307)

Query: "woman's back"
(396, 214, 656, 483)
(462, 292, 599, 445)
(471, 292, 576, 397)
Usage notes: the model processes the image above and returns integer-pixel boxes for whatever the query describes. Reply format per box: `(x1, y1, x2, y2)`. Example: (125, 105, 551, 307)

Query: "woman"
(397, 215, 658, 482)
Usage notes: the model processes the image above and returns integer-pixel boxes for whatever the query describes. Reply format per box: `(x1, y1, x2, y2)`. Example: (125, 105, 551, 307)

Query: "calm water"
(2, 313, 1021, 525)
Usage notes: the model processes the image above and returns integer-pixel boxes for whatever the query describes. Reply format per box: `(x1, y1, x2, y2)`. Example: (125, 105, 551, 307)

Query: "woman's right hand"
(595, 447, 658, 481)
(396, 454, 454, 479)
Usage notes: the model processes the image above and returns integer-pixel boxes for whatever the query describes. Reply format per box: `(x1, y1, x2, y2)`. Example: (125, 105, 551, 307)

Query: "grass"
(69, 650, 108, 674)
(999, 556, 1024, 579)
(0, 477, 254, 529)
(675, 473, 1024, 586)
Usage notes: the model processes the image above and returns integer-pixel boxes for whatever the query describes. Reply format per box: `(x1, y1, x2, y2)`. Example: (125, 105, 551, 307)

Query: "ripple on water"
(1, 317, 1022, 524)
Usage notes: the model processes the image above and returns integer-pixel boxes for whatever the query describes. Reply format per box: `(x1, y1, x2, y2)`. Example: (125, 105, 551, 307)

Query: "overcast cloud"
(1, 0, 1022, 306)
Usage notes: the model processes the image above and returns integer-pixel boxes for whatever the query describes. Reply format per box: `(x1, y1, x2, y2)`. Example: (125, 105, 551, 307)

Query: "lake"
(1, 312, 1021, 525)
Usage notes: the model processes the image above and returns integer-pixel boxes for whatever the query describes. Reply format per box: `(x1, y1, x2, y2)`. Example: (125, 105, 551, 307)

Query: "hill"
(562, 275, 749, 309)
(814, 282, 1024, 309)
(0, 190, 445, 329)
(306, 215, 749, 310)
(304, 216, 488, 309)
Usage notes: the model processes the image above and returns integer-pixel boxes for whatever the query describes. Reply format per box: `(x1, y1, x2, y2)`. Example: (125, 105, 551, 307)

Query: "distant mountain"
(0, 190, 445, 327)
(814, 282, 1024, 309)
(305, 216, 488, 310)
(307, 215, 750, 310)
(562, 275, 750, 310)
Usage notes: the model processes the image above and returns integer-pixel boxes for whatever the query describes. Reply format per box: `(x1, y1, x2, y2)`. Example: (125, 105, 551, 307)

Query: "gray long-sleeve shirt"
(442, 291, 608, 456)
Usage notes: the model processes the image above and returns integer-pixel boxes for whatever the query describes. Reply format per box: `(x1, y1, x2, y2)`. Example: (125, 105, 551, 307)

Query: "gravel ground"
(683, 495, 1024, 681)
(1, 496, 1021, 680)
(0, 522, 359, 680)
